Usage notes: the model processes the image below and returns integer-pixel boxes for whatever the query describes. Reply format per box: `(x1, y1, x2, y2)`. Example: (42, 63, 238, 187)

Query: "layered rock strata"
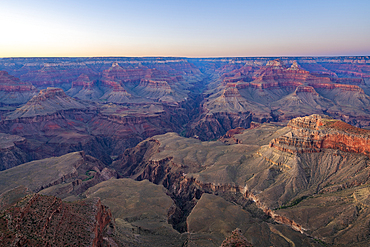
(189, 58, 370, 140)
(270, 114, 370, 156)
(0, 71, 37, 105)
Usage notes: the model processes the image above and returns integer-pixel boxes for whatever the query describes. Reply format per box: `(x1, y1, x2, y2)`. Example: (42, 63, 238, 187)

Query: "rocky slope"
(220, 228, 252, 247)
(0, 151, 117, 200)
(83, 178, 185, 247)
(0, 87, 111, 164)
(0, 58, 207, 168)
(1, 113, 370, 246)
(0, 188, 114, 246)
(67, 74, 102, 100)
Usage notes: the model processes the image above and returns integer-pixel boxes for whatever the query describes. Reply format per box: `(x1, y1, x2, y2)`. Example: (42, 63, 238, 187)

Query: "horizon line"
(1, 55, 370, 59)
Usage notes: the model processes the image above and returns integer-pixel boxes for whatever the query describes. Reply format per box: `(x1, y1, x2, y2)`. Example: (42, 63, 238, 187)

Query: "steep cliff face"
(0, 61, 201, 158)
(1, 56, 370, 246)
(270, 114, 370, 156)
(133, 79, 188, 104)
(253, 59, 321, 84)
(0, 71, 35, 91)
(187, 85, 268, 140)
(0, 192, 113, 247)
(0, 58, 204, 107)
(101, 62, 152, 83)
(0, 87, 110, 164)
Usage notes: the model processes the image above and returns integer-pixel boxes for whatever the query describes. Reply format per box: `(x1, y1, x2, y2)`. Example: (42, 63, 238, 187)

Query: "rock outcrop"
(187, 111, 253, 140)
(220, 228, 253, 247)
(0, 192, 113, 246)
(19, 62, 97, 90)
(270, 114, 370, 156)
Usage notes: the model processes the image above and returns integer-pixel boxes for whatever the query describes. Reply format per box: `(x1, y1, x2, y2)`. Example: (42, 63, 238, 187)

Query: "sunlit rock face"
(270, 114, 370, 156)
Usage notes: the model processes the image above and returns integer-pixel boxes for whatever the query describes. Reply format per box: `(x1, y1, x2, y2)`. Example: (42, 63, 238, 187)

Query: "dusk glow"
(1, 0, 370, 57)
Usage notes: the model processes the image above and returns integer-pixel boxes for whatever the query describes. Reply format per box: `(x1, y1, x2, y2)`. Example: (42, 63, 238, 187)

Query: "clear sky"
(1, 0, 370, 57)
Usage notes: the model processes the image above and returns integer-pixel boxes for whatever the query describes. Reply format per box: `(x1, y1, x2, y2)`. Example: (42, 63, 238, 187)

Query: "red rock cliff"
(270, 114, 370, 156)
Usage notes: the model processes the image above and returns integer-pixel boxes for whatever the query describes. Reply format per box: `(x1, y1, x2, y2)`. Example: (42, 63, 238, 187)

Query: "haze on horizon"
(1, 0, 370, 58)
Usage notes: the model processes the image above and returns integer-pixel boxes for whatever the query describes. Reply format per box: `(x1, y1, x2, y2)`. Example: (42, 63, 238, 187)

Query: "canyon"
(1, 56, 370, 246)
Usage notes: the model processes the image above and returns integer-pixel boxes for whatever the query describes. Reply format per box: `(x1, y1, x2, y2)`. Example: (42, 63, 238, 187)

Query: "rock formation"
(67, 74, 102, 100)
(220, 228, 252, 247)
(0, 71, 37, 105)
(188, 58, 370, 140)
(0, 190, 113, 246)
(270, 114, 370, 156)
(6, 87, 86, 119)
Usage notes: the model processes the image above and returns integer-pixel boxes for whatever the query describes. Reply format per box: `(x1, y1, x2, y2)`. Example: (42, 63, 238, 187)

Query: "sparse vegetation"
(276, 196, 309, 210)
(82, 170, 95, 181)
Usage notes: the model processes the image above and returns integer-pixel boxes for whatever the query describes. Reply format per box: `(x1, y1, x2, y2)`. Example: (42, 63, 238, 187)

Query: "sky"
(1, 0, 370, 57)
